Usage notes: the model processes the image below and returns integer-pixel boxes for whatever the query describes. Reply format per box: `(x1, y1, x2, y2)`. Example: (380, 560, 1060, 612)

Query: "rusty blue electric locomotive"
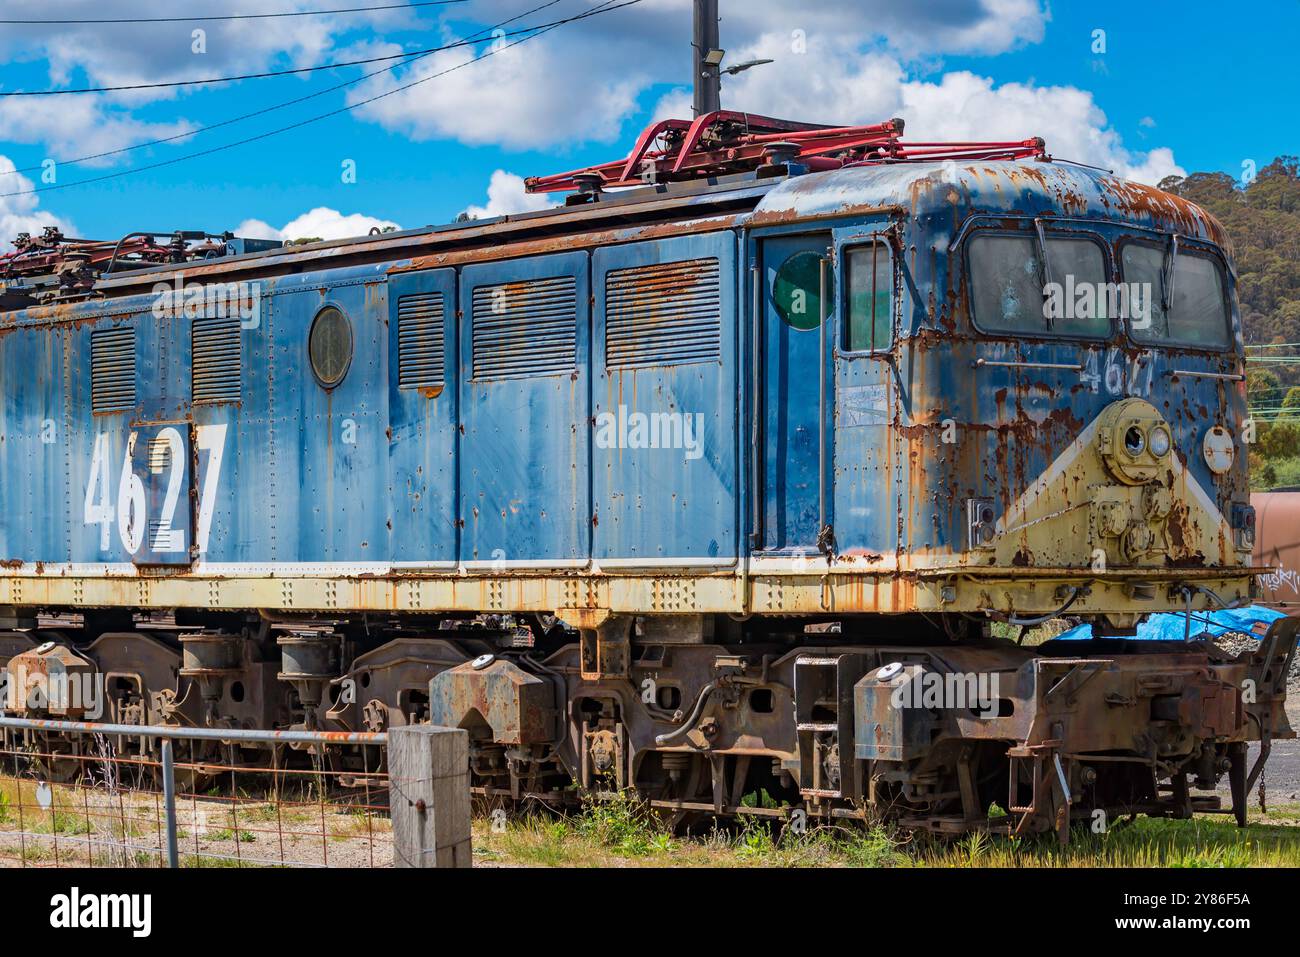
(0, 112, 1293, 839)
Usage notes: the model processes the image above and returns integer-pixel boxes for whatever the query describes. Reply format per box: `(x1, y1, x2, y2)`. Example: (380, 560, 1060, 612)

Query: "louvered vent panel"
(397, 292, 446, 389)
(191, 314, 241, 403)
(606, 258, 721, 369)
(472, 276, 577, 380)
(91, 327, 136, 413)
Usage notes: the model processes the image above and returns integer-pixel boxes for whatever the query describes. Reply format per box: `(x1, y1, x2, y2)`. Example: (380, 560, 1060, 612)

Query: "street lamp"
(692, 2, 775, 116)
(722, 57, 774, 76)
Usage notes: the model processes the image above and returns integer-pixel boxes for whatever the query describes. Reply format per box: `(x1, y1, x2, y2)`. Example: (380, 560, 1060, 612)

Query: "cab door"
(831, 229, 901, 558)
(758, 232, 833, 554)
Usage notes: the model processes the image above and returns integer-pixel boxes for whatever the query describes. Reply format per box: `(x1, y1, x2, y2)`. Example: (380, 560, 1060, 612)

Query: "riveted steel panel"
(592, 232, 738, 566)
(459, 251, 589, 566)
(388, 267, 457, 566)
(262, 267, 390, 563)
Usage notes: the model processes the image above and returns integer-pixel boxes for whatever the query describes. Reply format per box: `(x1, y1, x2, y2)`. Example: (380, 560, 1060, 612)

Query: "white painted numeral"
(150, 427, 186, 552)
(83, 433, 114, 550)
(195, 423, 227, 554)
(117, 432, 146, 554)
(82, 424, 227, 555)
(1081, 352, 1100, 393)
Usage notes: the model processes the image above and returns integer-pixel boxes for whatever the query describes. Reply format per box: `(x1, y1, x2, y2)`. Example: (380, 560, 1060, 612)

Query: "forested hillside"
(1159, 157, 1300, 489)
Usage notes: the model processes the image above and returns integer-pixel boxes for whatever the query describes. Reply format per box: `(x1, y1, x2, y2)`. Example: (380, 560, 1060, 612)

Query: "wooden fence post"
(389, 725, 471, 868)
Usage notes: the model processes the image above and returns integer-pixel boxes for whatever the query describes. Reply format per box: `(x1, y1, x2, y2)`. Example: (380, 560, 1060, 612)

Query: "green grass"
(574, 791, 672, 857)
(475, 794, 911, 868)
(915, 812, 1300, 868)
(204, 828, 256, 843)
(472, 796, 1300, 868)
(34, 810, 92, 835)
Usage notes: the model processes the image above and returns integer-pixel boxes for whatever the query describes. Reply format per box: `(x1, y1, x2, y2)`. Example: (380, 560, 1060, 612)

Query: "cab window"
(844, 242, 893, 352)
(969, 233, 1110, 338)
(1120, 242, 1230, 349)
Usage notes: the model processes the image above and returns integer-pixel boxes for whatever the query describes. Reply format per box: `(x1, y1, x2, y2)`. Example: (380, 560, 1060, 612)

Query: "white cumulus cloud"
(0, 0, 432, 161)
(348, 38, 643, 150)
(235, 207, 400, 243)
(350, 2, 1174, 185)
(351, 0, 1048, 150)
(0, 98, 196, 167)
(654, 38, 1184, 186)
(461, 170, 559, 220)
(0, 155, 77, 252)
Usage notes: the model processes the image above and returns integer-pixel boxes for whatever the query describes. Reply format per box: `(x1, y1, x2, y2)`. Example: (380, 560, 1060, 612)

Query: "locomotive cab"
(745, 159, 1258, 633)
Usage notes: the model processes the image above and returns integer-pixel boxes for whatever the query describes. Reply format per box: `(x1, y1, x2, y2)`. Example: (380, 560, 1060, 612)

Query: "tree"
(1163, 156, 1300, 387)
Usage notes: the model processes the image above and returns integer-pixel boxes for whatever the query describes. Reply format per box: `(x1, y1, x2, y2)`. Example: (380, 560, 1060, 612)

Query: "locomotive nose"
(989, 397, 1240, 572)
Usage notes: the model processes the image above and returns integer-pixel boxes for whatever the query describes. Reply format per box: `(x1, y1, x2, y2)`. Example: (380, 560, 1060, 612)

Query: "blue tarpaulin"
(1054, 605, 1287, 642)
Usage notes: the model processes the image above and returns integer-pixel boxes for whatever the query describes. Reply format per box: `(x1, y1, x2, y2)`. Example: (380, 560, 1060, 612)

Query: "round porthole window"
(309, 305, 353, 388)
(773, 250, 831, 331)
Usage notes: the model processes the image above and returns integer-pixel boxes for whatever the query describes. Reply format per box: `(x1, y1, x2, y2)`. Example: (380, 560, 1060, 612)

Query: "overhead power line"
(0, 1, 467, 25)
(0, 0, 644, 199)
(0, 7, 589, 96)
(0, 0, 565, 178)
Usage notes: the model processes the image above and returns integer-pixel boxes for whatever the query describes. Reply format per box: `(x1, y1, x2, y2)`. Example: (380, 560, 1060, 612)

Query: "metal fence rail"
(0, 716, 391, 868)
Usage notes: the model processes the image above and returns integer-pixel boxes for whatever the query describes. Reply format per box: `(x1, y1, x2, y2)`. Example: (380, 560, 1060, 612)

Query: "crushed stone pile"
(1213, 631, 1300, 692)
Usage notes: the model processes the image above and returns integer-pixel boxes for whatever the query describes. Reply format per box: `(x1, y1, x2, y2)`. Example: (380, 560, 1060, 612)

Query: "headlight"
(1096, 398, 1170, 485)
(1148, 426, 1171, 458)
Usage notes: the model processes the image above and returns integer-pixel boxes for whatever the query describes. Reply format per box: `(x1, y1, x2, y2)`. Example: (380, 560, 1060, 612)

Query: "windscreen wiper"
(1034, 217, 1054, 328)
(1161, 233, 1179, 313)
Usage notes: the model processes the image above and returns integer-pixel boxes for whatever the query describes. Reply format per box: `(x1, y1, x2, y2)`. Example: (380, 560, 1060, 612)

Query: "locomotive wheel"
(641, 752, 713, 834)
(26, 734, 93, 786)
(149, 741, 223, 796)
(31, 754, 90, 787)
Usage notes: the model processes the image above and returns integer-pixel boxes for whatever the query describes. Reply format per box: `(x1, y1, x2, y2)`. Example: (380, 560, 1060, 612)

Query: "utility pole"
(692, 0, 721, 117)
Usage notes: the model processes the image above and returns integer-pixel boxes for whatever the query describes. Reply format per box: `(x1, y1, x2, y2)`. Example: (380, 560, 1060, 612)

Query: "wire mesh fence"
(0, 718, 392, 868)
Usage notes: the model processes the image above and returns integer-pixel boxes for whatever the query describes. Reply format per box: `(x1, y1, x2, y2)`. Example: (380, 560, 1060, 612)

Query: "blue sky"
(0, 0, 1295, 248)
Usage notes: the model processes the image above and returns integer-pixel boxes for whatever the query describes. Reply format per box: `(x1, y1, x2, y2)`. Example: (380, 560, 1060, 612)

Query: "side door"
(0, 321, 69, 563)
(831, 227, 901, 558)
(387, 267, 458, 568)
(757, 232, 834, 554)
(458, 251, 590, 568)
(76, 312, 199, 567)
(591, 232, 738, 568)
